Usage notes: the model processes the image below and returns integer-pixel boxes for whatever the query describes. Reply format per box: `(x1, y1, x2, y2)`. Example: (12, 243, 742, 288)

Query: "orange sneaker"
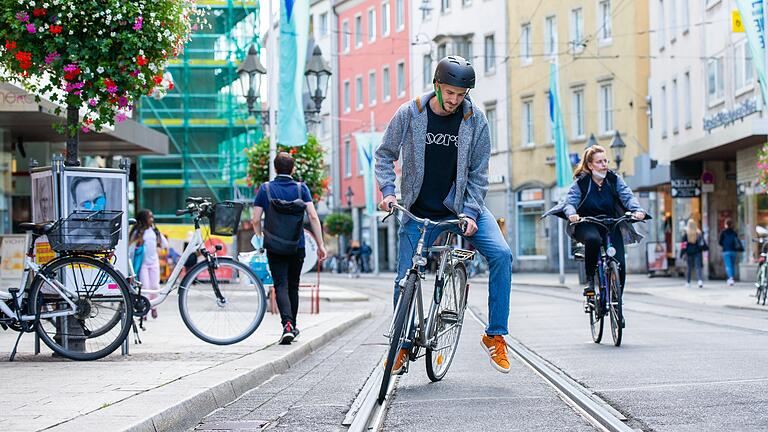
(383, 348, 409, 375)
(481, 334, 511, 373)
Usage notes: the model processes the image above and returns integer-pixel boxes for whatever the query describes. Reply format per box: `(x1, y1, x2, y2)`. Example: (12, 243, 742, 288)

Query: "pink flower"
(82, 126, 90, 133)
(117, 96, 128, 107)
(15, 12, 29, 23)
(26, 24, 36, 34)
(89, 98, 98, 106)
(116, 112, 127, 123)
(133, 16, 143, 31)
(44, 52, 60, 64)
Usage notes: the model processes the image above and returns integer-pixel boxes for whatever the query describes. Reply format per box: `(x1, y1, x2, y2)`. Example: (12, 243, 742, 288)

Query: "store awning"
(669, 115, 768, 162)
(0, 82, 168, 155)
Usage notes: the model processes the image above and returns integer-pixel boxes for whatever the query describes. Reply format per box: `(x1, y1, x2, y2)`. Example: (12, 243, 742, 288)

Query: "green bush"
(324, 213, 353, 237)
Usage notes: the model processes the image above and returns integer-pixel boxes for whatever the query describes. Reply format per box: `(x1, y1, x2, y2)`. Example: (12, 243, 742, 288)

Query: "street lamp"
(586, 133, 598, 149)
(237, 44, 267, 116)
(304, 45, 332, 114)
(610, 130, 626, 172)
(345, 186, 355, 208)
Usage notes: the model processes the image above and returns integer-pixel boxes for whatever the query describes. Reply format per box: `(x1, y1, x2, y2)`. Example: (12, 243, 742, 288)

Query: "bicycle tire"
(589, 270, 604, 344)
(178, 257, 267, 345)
(426, 262, 467, 382)
(756, 265, 765, 304)
(607, 261, 623, 347)
(29, 255, 133, 361)
(379, 272, 416, 404)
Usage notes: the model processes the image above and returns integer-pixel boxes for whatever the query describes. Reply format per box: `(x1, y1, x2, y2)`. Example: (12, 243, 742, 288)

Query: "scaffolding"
(137, 0, 264, 220)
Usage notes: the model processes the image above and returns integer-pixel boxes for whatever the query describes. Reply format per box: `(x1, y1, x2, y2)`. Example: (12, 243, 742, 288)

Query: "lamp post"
(237, 44, 267, 116)
(345, 186, 354, 208)
(304, 46, 332, 115)
(586, 133, 598, 149)
(610, 130, 626, 173)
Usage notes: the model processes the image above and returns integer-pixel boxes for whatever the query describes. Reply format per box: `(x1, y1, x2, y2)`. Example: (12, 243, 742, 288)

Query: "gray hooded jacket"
(374, 91, 490, 221)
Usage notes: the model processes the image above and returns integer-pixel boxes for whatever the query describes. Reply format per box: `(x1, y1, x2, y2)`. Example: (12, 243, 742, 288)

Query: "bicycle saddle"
(19, 222, 54, 236)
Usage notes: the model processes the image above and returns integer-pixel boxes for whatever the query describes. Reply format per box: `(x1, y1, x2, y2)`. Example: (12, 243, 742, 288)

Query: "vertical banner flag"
(549, 61, 572, 189)
(353, 132, 384, 216)
(735, 0, 768, 105)
(278, 0, 309, 146)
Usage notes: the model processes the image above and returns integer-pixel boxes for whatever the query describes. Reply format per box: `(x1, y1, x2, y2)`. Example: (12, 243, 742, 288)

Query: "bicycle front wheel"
(589, 276, 604, 344)
(29, 255, 133, 361)
(756, 265, 766, 304)
(426, 262, 467, 382)
(178, 257, 266, 345)
(379, 272, 416, 404)
(607, 261, 623, 347)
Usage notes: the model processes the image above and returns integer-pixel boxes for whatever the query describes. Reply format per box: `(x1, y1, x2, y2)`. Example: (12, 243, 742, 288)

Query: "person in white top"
(129, 209, 169, 319)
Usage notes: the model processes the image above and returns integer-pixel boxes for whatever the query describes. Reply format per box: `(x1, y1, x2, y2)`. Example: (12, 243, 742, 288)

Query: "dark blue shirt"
(254, 175, 311, 248)
(579, 179, 615, 217)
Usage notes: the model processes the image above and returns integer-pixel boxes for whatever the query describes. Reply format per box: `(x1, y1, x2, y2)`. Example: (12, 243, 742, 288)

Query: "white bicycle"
(128, 197, 267, 345)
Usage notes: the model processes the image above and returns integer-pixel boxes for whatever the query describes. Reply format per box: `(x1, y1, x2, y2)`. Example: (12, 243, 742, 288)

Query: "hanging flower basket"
(757, 143, 768, 192)
(0, 0, 206, 133)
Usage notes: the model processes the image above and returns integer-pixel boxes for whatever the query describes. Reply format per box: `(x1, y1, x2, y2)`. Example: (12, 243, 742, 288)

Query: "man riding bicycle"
(375, 56, 513, 374)
(544, 145, 647, 297)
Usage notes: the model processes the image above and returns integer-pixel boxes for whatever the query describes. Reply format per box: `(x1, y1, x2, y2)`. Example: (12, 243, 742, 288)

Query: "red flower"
(64, 67, 81, 81)
(152, 75, 163, 85)
(289, 148, 298, 154)
(14, 51, 31, 61)
(32, 8, 47, 17)
(49, 25, 62, 34)
(136, 56, 148, 66)
(5, 40, 16, 50)
(167, 82, 174, 90)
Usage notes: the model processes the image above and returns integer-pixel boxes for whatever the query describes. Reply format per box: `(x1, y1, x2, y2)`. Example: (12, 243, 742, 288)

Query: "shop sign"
(671, 179, 701, 197)
(703, 98, 759, 132)
(671, 161, 703, 198)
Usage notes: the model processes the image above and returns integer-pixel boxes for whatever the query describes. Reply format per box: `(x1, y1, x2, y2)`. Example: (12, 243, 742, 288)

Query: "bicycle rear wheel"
(29, 255, 133, 361)
(607, 261, 623, 347)
(178, 257, 266, 345)
(426, 262, 467, 382)
(379, 272, 416, 404)
(589, 274, 604, 344)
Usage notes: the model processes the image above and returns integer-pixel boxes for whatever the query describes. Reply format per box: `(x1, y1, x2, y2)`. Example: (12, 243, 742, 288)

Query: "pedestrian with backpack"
(252, 152, 327, 344)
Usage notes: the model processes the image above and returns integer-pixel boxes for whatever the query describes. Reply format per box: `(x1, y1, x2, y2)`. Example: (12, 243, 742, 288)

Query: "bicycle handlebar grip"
(175, 209, 189, 216)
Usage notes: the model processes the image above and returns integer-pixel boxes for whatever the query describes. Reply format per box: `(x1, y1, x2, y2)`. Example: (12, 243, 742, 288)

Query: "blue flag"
(549, 61, 572, 189)
(353, 132, 384, 216)
(278, 0, 309, 146)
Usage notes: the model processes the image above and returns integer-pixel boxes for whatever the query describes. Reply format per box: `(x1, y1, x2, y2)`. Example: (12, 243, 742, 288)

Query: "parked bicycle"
(379, 203, 474, 403)
(126, 197, 267, 345)
(0, 210, 133, 361)
(571, 213, 639, 347)
(753, 226, 768, 306)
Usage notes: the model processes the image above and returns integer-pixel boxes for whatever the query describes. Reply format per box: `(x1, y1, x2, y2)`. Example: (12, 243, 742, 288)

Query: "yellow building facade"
(506, 0, 649, 271)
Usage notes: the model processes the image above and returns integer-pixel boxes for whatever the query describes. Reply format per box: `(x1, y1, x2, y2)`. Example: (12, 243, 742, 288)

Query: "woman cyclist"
(544, 145, 648, 296)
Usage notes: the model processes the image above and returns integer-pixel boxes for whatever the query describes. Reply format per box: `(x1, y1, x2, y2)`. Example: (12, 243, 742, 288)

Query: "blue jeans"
(394, 207, 513, 336)
(723, 251, 737, 280)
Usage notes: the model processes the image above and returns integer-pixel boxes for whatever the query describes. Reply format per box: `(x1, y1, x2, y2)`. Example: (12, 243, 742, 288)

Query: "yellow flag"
(733, 10, 745, 33)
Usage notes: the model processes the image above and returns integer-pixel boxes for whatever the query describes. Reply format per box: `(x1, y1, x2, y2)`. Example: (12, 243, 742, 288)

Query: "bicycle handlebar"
(570, 212, 639, 229)
(176, 197, 212, 218)
(386, 202, 467, 231)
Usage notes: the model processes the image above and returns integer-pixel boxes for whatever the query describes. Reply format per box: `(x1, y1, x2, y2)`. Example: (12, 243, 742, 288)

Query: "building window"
(521, 23, 532, 64)
(319, 12, 328, 37)
(455, 36, 472, 60)
(572, 88, 585, 138)
(368, 8, 376, 42)
(545, 15, 556, 57)
(356, 76, 363, 110)
(684, 71, 691, 128)
(355, 14, 363, 48)
(681, 0, 689, 32)
(599, 0, 612, 43)
(423, 54, 432, 89)
(342, 20, 350, 53)
(396, 0, 405, 31)
(397, 61, 405, 97)
(441, 0, 451, 13)
(382, 2, 390, 37)
(660, 84, 667, 138)
(344, 139, 351, 177)
(369, 71, 377, 106)
(599, 83, 613, 134)
(486, 103, 497, 150)
(484, 34, 495, 73)
(343, 80, 350, 112)
(657, 0, 665, 48)
(437, 42, 447, 60)
(570, 8, 584, 54)
(383, 66, 391, 101)
(522, 99, 534, 147)
(735, 41, 754, 93)
(672, 78, 679, 133)
(707, 56, 724, 104)
(517, 188, 546, 257)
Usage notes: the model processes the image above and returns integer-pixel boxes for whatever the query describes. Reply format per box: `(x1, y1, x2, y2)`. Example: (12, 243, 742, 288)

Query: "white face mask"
(592, 170, 607, 180)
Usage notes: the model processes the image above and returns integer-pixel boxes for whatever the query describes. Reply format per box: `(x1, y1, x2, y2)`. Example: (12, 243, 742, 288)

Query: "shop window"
(517, 188, 547, 257)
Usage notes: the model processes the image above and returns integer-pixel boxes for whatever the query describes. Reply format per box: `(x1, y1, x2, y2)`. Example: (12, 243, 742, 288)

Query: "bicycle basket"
(47, 210, 122, 253)
(210, 201, 244, 236)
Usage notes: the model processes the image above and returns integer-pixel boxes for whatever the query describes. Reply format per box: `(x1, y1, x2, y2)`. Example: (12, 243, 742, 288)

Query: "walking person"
(719, 218, 742, 286)
(129, 209, 168, 319)
(681, 218, 706, 288)
(252, 152, 327, 345)
(376, 55, 514, 374)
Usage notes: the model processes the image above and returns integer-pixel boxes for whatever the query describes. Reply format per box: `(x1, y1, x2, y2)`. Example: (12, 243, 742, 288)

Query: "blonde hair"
(686, 219, 700, 242)
(573, 145, 607, 178)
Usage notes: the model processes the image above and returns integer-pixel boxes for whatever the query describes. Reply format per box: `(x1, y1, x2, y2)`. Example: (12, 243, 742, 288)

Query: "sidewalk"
(508, 272, 766, 312)
(0, 284, 372, 432)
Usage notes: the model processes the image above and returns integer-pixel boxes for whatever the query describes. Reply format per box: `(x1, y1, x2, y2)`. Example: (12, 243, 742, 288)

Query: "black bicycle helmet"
(433, 55, 475, 89)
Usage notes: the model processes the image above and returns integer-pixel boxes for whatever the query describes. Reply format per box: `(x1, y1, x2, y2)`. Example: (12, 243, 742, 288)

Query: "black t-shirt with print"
(410, 102, 462, 219)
